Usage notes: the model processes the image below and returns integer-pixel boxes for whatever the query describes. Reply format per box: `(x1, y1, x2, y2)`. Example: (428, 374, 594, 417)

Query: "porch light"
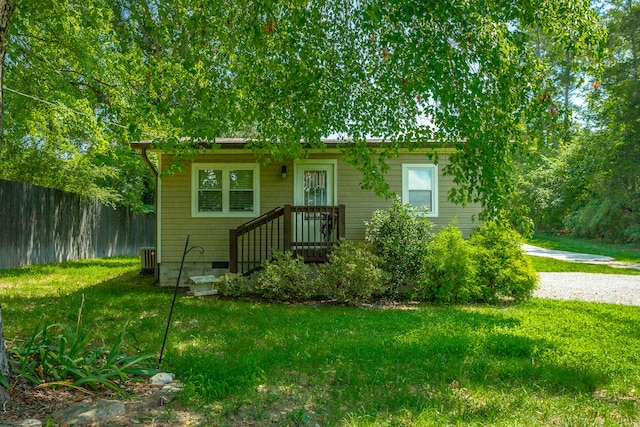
(281, 165, 287, 179)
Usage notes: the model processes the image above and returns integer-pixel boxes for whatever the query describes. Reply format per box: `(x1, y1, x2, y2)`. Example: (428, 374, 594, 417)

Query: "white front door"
(294, 161, 337, 245)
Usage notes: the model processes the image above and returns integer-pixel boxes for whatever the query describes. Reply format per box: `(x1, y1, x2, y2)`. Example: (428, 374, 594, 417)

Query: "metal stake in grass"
(158, 235, 204, 368)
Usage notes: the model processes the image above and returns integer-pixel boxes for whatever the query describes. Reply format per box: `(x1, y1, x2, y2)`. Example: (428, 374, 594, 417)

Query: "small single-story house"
(132, 139, 482, 286)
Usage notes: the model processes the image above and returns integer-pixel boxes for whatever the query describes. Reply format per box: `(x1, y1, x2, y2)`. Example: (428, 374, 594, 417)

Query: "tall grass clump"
(365, 198, 434, 294)
(10, 300, 157, 392)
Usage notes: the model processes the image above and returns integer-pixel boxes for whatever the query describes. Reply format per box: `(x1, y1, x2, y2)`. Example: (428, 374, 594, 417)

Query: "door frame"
(293, 159, 338, 205)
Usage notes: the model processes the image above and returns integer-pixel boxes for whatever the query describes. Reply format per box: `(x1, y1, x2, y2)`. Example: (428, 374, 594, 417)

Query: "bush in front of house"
(469, 220, 539, 302)
(316, 240, 387, 304)
(414, 224, 481, 304)
(253, 252, 316, 302)
(365, 198, 434, 293)
(216, 273, 250, 297)
(245, 220, 536, 305)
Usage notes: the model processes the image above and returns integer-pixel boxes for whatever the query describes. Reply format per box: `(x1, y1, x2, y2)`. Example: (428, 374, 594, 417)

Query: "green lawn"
(528, 255, 640, 275)
(530, 232, 640, 263)
(1, 258, 640, 426)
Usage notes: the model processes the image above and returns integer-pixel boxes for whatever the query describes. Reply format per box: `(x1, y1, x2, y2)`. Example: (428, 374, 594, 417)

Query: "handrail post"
(284, 204, 292, 252)
(229, 229, 238, 273)
(338, 205, 346, 240)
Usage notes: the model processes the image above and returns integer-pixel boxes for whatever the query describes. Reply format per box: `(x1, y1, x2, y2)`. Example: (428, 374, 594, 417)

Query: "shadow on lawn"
(2, 270, 172, 354)
(1, 267, 617, 424)
(168, 301, 609, 423)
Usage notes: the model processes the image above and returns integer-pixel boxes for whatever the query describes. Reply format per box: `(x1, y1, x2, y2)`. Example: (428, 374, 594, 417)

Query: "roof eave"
(130, 138, 451, 152)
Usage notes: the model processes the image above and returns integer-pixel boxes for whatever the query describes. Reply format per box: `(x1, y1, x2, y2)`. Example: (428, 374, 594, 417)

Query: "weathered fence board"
(0, 180, 155, 269)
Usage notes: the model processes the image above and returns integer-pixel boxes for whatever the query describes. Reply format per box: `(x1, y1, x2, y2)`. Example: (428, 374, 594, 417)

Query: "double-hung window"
(192, 163, 260, 217)
(402, 164, 438, 216)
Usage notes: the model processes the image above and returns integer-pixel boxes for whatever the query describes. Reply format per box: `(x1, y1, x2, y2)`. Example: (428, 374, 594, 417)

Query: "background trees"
(521, 0, 640, 243)
(0, 1, 154, 211)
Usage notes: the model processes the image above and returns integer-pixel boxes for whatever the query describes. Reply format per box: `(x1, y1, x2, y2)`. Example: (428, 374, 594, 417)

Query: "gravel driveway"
(524, 245, 640, 306)
(535, 273, 640, 306)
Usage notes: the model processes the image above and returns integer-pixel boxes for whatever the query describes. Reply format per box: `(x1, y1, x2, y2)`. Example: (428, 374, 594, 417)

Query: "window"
(192, 164, 260, 217)
(402, 164, 438, 216)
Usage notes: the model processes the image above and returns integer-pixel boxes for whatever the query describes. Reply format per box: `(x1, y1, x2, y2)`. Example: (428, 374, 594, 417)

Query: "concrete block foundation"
(158, 262, 229, 287)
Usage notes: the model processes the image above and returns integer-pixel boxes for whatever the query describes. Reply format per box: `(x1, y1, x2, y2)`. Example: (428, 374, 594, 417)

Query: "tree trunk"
(0, 0, 17, 403)
(0, 305, 10, 376)
(0, 0, 16, 142)
(0, 305, 12, 403)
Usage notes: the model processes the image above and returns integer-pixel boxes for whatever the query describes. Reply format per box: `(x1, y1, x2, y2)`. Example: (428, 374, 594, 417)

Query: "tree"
(0, 0, 154, 210)
(525, 26, 590, 151)
(519, 0, 640, 242)
(570, 0, 640, 241)
(109, 0, 602, 218)
(0, 304, 10, 400)
(0, 0, 16, 399)
(0, 0, 604, 215)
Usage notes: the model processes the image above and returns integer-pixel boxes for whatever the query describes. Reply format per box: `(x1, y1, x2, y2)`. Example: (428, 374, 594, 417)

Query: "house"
(132, 139, 482, 286)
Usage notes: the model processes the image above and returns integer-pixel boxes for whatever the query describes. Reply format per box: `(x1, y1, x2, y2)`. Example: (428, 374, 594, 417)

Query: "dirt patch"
(1, 377, 202, 426)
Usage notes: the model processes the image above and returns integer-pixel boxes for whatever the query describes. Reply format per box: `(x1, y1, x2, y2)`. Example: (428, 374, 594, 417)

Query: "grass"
(529, 256, 640, 275)
(2, 258, 640, 426)
(530, 232, 640, 263)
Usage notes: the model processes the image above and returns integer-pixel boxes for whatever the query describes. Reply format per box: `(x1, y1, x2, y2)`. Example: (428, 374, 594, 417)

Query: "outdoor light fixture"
(281, 165, 287, 179)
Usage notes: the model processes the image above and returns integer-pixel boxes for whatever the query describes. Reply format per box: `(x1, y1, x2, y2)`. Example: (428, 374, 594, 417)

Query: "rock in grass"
(150, 372, 174, 386)
(53, 399, 125, 426)
(0, 420, 43, 427)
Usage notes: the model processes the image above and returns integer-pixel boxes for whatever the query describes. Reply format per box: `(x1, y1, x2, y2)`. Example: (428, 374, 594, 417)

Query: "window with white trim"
(192, 164, 260, 217)
(402, 164, 438, 216)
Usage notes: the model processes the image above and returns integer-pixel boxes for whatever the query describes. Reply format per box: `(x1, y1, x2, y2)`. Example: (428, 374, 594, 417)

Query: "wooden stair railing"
(229, 205, 346, 275)
(229, 207, 285, 275)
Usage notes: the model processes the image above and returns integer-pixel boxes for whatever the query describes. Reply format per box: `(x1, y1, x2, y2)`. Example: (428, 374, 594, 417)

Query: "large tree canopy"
(0, 0, 604, 215)
(0, 0, 154, 209)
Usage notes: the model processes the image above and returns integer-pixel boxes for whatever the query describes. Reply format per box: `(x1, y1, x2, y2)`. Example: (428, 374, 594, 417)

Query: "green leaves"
(1, 0, 605, 216)
(317, 239, 387, 304)
(253, 252, 316, 302)
(519, 1, 640, 242)
(11, 322, 157, 392)
(365, 198, 435, 292)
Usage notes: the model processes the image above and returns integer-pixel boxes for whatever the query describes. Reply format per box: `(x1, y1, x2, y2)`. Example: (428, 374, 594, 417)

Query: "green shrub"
(216, 273, 250, 297)
(13, 322, 157, 392)
(253, 252, 315, 302)
(317, 240, 387, 304)
(414, 224, 480, 304)
(365, 198, 434, 293)
(470, 220, 539, 301)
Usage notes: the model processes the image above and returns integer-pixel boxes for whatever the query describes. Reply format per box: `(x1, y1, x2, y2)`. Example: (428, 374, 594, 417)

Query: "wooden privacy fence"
(0, 180, 155, 269)
(229, 204, 345, 275)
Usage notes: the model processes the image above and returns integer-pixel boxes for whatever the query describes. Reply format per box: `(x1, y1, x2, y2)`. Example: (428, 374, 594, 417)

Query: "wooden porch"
(229, 205, 345, 275)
